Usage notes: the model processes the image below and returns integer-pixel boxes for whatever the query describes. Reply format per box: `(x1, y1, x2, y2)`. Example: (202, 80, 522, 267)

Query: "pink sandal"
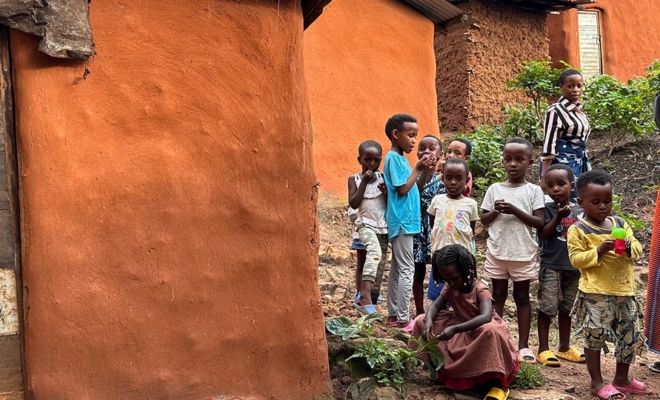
(398, 320, 415, 333)
(612, 379, 652, 395)
(596, 384, 626, 400)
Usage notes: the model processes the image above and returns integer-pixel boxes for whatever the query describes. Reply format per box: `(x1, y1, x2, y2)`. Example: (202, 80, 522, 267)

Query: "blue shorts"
(351, 238, 365, 251)
(427, 268, 445, 301)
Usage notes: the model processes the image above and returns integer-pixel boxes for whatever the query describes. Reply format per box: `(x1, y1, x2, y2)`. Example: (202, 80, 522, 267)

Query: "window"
(577, 11, 602, 80)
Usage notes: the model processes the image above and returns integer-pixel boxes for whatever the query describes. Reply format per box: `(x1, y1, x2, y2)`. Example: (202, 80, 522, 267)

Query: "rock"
(347, 377, 377, 399)
(453, 391, 481, 400)
(368, 386, 400, 400)
(341, 375, 353, 385)
(564, 386, 575, 393)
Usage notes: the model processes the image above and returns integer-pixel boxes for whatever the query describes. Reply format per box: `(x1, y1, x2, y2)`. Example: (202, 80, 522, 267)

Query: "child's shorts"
(484, 252, 537, 282)
(351, 238, 365, 251)
(572, 291, 646, 364)
(427, 268, 445, 301)
(537, 268, 580, 317)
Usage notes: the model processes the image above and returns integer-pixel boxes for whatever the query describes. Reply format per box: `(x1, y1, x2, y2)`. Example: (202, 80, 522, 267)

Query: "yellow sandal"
(555, 347, 585, 363)
(535, 350, 561, 367)
(484, 387, 510, 400)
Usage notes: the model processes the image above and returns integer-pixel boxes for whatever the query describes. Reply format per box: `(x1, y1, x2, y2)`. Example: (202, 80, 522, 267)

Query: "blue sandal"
(353, 302, 377, 315)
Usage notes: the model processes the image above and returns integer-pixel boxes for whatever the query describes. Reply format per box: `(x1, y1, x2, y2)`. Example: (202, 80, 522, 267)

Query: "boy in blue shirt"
(382, 114, 435, 331)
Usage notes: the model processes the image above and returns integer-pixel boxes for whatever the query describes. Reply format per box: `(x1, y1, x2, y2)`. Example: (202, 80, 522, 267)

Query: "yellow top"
(566, 217, 642, 296)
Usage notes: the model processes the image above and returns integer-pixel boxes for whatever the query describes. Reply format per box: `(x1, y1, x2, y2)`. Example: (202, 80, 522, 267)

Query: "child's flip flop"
(535, 350, 561, 367)
(484, 387, 510, 400)
(596, 384, 626, 400)
(398, 320, 415, 333)
(649, 361, 660, 373)
(555, 347, 585, 363)
(612, 379, 652, 395)
(518, 348, 537, 364)
(353, 302, 377, 316)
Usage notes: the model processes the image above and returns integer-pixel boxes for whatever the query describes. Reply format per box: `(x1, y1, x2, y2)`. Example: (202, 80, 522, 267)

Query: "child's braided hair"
(431, 244, 477, 286)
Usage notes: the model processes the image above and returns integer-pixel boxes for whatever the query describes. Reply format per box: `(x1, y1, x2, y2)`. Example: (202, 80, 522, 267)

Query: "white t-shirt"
(481, 182, 545, 261)
(428, 195, 479, 252)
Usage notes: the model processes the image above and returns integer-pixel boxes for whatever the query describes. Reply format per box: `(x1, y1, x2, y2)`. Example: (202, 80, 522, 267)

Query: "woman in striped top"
(540, 69, 591, 200)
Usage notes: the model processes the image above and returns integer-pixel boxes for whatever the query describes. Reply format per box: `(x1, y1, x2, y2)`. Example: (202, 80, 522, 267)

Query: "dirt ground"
(318, 134, 660, 399)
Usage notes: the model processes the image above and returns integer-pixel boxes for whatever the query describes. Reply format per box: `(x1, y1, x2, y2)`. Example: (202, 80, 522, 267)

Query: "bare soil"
(318, 134, 660, 399)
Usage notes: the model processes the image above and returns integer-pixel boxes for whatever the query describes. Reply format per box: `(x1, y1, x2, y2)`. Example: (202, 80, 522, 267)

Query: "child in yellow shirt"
(567, 169, 651, 399)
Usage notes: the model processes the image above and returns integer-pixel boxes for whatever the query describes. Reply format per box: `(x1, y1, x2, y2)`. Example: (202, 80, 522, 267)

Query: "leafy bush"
(583, 75, 656, 156)
(505, 61, 562, 122)
(326, 315, 444, 390)
(501, 102, 547, 144)
(612, 194, 647, 234)
(345, 335, 443, 389)
(325, 313, 382, 339)
(456, 127, 506, 196)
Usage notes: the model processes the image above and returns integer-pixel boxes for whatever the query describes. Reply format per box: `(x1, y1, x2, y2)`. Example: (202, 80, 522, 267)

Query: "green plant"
(643, 184, 659, 191)
(512, 362, 548, 389)
(505, 61, 562, 123)
(612, 195, 647, 234)
(583, 75, 656, 156)
(325, 313, 382, 340)
(456, 127, 506, 196)
(501, 102, 547, 144)
(346, 335, 443, 389)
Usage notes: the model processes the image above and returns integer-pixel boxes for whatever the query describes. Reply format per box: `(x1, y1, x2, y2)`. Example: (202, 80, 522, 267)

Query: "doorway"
(577, 10, 603, 80)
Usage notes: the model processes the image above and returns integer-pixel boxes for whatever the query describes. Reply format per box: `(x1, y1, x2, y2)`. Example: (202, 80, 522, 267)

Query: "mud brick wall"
(436, 0, 549, 133)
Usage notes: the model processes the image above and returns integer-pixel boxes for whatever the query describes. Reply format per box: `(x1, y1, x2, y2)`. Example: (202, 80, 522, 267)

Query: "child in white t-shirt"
(480, 138, 545, 364)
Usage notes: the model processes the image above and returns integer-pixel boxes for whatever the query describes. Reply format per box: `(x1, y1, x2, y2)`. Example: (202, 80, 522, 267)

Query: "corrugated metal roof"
(400, 0, 466, 24)
(499, 0, 594, 12)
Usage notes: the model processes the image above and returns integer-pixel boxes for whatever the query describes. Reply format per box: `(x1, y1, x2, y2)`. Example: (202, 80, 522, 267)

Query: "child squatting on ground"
(347, 140, 389, 315)
(427, 158, 479, 295)
(382, 114, 436, 331)
(536, 164, 585, 366)
(408, 245, 519, 400)
(567, 169, 653, 400)
(413, 135, 446, 316)
(480, 138, 545, 364)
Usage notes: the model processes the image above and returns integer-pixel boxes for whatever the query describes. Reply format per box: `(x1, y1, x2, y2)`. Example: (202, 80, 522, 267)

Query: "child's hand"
(625, 237, 632, 253)
(422, 319, 434, 340)
(378, 182, 387, 194)
(362, 170, 374, 184)
(437, 156, 446, 173)
(597, 239, 615, 257)
(494, 200, 518, 215)
(414, 154, 432, 171)
(557, 204, 571, 219)
(437, 326, 456, 341)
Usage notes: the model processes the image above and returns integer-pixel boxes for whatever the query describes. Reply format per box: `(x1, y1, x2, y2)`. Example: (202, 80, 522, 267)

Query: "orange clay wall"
(548, 0, 660, 81)
(11, 1, 329, 398)
(304, 0, 440, 198)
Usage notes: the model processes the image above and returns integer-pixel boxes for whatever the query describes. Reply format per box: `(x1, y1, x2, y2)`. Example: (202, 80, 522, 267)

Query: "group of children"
(347, 113, 651, 400)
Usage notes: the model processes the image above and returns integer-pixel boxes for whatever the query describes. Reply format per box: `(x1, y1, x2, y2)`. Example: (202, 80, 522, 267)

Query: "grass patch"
(512, 362, 548, 389)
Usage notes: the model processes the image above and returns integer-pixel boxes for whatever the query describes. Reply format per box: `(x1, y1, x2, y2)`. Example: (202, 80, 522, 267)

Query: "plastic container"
(612, 227, 627, 255)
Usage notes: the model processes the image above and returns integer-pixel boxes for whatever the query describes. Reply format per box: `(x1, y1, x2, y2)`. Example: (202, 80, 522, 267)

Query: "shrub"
(583, 75, 656, 156)
(501, 101, 547, 144)
(456, 127, 506, 197)
(505, 61, 562, 121)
